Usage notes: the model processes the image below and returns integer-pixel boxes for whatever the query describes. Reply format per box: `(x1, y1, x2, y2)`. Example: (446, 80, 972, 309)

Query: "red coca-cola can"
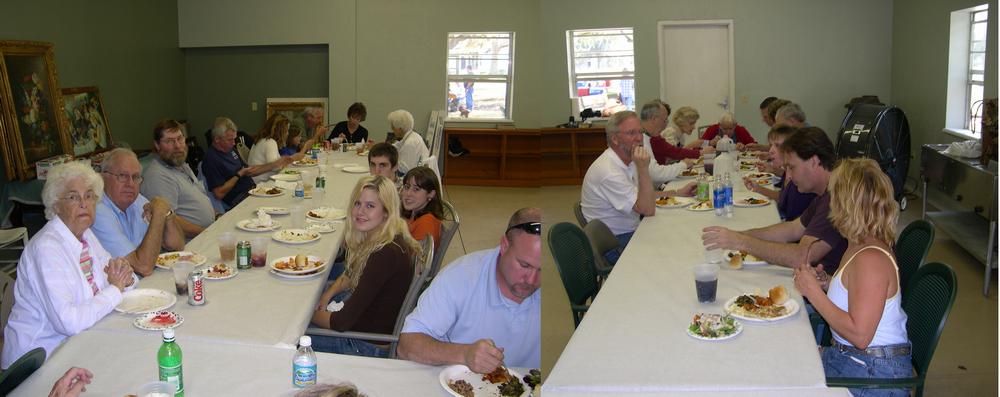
(187, 271, 206, 306)
(323, 141, 330, 150)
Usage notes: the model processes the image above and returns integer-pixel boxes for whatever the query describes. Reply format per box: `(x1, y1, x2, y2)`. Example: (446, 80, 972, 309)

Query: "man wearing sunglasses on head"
(91, 149, 185, 277)
(399, 207, 540, 374)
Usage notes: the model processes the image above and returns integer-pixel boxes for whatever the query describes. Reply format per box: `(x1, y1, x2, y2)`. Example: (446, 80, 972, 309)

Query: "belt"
(831, 340, 910, 358)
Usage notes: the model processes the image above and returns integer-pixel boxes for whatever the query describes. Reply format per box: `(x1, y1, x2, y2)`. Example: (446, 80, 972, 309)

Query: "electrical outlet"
(741, 94, 747, 103)
(252, 102, 257, 111)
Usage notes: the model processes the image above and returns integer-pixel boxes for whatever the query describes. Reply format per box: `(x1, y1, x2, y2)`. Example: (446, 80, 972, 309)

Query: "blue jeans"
(311, 334, 390, 358)
(465, 87, 474, 110)
(602, 231, 634, 265)
(821, 344, 914, 397)
(326, 261, 345, 281)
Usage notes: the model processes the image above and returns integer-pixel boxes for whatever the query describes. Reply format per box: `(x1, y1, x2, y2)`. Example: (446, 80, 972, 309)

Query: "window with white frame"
(567, 28, 635, 116)
(945, 4, 988, 138)
(445, 32, 514, 121)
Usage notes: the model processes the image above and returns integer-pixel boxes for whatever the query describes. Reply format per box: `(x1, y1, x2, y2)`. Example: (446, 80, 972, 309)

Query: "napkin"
(326, 300, 344, 312)
(275, 180, 297, 190)
(255, 209, 272, 227)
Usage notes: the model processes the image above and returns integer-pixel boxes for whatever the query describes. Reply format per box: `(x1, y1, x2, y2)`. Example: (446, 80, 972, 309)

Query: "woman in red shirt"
(400, 166, 444, 249)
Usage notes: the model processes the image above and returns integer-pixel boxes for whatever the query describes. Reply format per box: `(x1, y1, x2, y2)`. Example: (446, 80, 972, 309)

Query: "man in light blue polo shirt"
(91, 149, 185, 277)
(398, 207, 540, 373)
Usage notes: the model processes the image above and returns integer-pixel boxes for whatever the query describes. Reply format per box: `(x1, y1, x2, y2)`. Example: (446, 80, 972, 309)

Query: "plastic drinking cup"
(250, 236, 268, 267)
(301, 171, 314, 194)
(692, 264, 720, 303)
(137, 381, 176, 397)
(218, 232, 237, 262)
(290, 206, 306, 229)
(172, 261, 195, 296)
(311, 188, 325, 206)
(706, 245, 723, 263)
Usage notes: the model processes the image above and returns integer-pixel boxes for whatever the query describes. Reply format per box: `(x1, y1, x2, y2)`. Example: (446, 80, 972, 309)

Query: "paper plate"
(724, 250, 768, 266)
(269, 268, 326, 280)
(203, 264, 238, 280)
(439, 365, 530, 397)
(134, 311, 184, 331)
(236, 219, 282, 232)
(655, 197, 693, 209)
(733, 198, 771, 207)
(255, 207, 290, 215)
(724, 296, 800, 322)
(307, 207, 347, 221)
(116, 289, 176, 314)
(269, 255, 326, 275)
(305, 223, 336, 233)
(686, 201, 714, 211)
(155, 252, 207, 270)
(271, 174, 301, 181)
(249, 187, 284, 197)
(341, 166, 368, 174)
(271, 229, 321, 244)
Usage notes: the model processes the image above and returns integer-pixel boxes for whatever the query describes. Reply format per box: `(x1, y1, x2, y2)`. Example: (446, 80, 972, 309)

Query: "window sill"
(942, 127, 980, 140)
(444, 118, 514, 124)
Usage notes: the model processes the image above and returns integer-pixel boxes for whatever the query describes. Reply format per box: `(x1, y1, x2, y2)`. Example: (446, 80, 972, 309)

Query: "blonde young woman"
(310, 175, 422, 358)
(794, 158, 912, 397)
(248, 113, 317, 183)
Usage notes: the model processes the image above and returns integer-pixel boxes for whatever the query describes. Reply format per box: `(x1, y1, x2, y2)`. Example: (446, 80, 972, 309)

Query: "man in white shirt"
(639, 99, 693, 185)
(581, 111, 696, 263)
(388, 109, 429, 176)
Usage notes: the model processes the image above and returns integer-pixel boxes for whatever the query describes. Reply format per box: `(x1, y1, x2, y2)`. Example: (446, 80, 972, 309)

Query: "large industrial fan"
(835, 104, 911, 209)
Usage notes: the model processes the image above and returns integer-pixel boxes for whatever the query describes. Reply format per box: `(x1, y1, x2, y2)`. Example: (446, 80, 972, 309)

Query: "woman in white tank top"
(792, 158, 912, 397)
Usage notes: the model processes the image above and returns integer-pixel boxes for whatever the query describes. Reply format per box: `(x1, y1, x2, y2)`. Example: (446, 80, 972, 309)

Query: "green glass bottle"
(158, 328, 184, 396)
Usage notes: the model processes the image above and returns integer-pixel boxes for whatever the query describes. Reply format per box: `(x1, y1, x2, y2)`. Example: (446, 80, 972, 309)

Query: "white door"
(658, 20, 734, 133)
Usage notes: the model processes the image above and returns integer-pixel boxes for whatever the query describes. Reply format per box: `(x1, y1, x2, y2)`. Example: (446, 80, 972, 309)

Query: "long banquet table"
(8, 150, 495, 396)
(543, 170, 850, 396)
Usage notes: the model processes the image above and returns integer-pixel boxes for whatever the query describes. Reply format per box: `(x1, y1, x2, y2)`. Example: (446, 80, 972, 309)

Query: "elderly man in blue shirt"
(91, 148, 185, 276)
(398, 207, 541, 373)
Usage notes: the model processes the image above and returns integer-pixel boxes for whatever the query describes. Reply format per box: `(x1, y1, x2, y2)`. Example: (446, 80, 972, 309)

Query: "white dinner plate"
(271, 174, 301, 181)
(155, 251, 207, 270)
(269, 268, 326, 280)
(271, 229, 321, 244)
(744, 172, 774, 180)
(134, 311, 184, 331)
(724, 296, 800, 322)
(203, 264, 238, 280)
(733, 198, 771, 207)
(269, 255, 326, 275)
(341, 166, 368, 173)
(115, 289, 176, 314)
(724, 250, 768, 266)
(305, 223, 336, 233)
(739, 164, 756, 171)
(439, 365, 530, 397)
(676, 172, 701, 179)
(249, 187, 284, 197)
(686, 202, 714, 211)
(255, 206, 290, 215)
(306, 207, 347, 221)
(686, 316, 742, 341)
(655, 197, 693, 209)
(236, 219, 282, 232)
(739, 151, 761, 158)
(292, 160, 317, 166)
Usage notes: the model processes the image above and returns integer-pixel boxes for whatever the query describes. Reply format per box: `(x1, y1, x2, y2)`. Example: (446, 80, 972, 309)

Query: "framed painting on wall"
(61, 86, 114, 158)
(265, 97, 328, 127)
(0, 40, 71, 181)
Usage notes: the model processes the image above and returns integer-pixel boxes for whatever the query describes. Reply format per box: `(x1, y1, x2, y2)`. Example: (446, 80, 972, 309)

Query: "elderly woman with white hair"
(0, 162, 137, 369)
(388, 109, 429, 176)
(699, 111, 761, 151)
(660, 106, 705, 150)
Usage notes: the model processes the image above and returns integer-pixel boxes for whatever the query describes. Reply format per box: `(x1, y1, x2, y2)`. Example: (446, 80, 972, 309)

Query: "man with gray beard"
(140, 119, 216, 238)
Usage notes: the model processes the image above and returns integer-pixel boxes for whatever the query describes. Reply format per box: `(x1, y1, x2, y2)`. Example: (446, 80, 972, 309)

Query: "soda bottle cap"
(163, 328, 174, 339)
(299, 336, 312, 347)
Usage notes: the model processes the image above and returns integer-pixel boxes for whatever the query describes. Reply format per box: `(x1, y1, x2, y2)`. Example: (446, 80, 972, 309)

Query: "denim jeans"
(821, 344, 914, 397)
(311, 335, 390, 358)
(602, 231, 634, 265)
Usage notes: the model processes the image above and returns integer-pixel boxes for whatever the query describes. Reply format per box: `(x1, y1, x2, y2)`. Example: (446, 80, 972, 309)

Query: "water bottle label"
(293, 364, 317, 387)
(159, 363, 184, 393)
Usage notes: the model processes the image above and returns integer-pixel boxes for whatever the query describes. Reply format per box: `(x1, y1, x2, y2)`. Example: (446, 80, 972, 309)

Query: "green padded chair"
(583, 220, 619, 283)
(825, 262, 957, 397)
(549, 222, 599, 328)
(0, 347, 46, 395)
(573, 200, 588, 228)
(896, 220, 935, 297)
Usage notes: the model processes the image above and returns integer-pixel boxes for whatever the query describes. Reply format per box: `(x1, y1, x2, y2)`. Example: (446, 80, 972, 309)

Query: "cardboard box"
(34, 154, 74, 180)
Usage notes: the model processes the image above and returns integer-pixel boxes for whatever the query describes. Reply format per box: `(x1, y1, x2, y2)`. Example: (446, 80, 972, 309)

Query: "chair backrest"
(423, 154, 442, 184)
(197, 161, 230, 215)
(427, 201, 460, 280)
(584, 220, 622, 272)
(901, 262, 957, 380)
(548, 222, 599, 309)
(0, 227, 29, 268)
(0, 271, 15, 332)
(573, 200, 588, 228)
(413, 234, 434, 276)
(896, 219, 935, 295)
(0, 347, 45, 394)
(391, 241, 434, 359)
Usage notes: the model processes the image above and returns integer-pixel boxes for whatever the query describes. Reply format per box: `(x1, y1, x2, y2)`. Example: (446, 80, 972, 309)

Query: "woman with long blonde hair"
(310, 175, 421, 357)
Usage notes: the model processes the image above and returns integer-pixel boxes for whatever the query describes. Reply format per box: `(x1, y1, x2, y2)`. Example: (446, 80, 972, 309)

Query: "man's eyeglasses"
(161, 137, 185, 146)
(505, 222, 541, 236)
(103, 171, 142, 184)
(60, 192, 98, 205)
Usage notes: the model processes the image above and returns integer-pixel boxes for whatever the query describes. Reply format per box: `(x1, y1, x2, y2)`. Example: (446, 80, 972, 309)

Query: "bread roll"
(295, 254, 307, 268)
(769, 285, 789, 305)
(728, 253, 743, 269)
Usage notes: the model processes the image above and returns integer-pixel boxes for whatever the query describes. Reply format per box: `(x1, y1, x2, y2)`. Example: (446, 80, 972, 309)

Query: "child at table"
(400, 166, 444, 249)
(310, 175, 422, 358)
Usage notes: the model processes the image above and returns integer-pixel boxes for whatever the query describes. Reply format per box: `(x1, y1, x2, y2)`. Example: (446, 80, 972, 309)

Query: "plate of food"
(655, 196, 693, 209)
(677, 169, 701, 179)
(269, 268, 325, 280)
(134, 311, 183, 331)
(236, 219, 282, 232)
(739, 164, 756, 171)
(292, 158, 317, 166)
(341, 166, 368, 174)
(155, 252, 207, 270)
(687, 313, 742, 341)
(725, 250, 767, 267)
(255, 206, 290, 215)
(270, 254, 326, 275)
(687, 201, 714, 211)
(272, 229, 321, 244)
(439, 365, 531, 397)
(740, 160, 757, 166)
(270, 174, 300, 181)
(755, 179, 772, 186)
(734, 197, 770, 207)
(744, 172, 774, 179)
(249, 187, 284, 197)
(115, 289, 176, 314)
(693, 158, 705, 166)
(724, 286, 799, 322)
(305, 223, 336, 233)
(739, 151, 761, 158)
(203, 263, 237, 280)
(307, 207, 347, 221)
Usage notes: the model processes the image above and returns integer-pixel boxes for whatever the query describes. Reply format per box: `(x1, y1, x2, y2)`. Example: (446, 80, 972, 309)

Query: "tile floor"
(541, 184, 998, 396)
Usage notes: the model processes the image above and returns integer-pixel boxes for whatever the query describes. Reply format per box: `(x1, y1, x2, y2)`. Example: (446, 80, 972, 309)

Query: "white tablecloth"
(543, 174, 837, 393)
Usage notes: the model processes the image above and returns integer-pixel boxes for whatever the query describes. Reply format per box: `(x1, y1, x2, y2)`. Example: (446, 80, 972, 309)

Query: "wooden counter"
(542, 126, 606, 185)
(442, 128, 540, 187)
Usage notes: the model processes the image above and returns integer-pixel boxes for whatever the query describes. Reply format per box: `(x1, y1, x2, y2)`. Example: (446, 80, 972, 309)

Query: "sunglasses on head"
(505, 222, 541, 236)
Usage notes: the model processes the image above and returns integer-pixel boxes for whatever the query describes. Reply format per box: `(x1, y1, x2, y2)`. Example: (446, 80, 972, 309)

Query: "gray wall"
(540, 0, 895, 141)
(0, 0, 185, 180)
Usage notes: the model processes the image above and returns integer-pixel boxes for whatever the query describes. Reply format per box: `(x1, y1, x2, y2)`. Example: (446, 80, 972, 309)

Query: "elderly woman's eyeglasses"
(103, 171, 142, 184)
(61, 193, 98, 205)
(505, 222, 541, 236)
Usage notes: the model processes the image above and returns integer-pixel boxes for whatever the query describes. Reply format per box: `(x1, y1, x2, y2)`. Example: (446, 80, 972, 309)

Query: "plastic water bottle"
(293, 336, 317, 387)
(158, 328, 184, 397)
(294, 181, 304, 199)
(713, 176, 724, 216)
(696, 173, 709, 202)
(724, 172, 734, 217)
